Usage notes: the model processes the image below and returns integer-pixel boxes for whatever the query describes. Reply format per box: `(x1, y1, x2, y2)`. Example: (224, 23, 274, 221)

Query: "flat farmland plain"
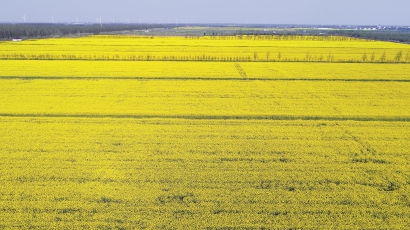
(0, 35, 410, 229)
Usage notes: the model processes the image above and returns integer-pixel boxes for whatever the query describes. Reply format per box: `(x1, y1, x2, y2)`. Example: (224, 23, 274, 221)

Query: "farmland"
(0, 35, 409, 62)
(0, 35, 410, 229)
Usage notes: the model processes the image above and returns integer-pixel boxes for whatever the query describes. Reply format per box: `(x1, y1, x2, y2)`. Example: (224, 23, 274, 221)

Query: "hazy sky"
(1, 0, 409, 25)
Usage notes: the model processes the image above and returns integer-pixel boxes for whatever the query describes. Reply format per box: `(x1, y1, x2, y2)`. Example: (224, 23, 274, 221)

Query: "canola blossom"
(0, 35, 409, 63)
(1, 60, 410, 80)
(0, 35, 409, 229)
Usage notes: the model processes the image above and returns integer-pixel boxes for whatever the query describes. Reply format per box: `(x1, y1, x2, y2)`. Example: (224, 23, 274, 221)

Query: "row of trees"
(2, 24, 410, 44)
(360, 50, 410, 63)
(326, 30, 410, 44)
(204, 35, 362, 41)
(1, 51, 409, 63)
(213, 29, 410, 44)
(233, 30, 410, 44)
(0, 23, 171, 40)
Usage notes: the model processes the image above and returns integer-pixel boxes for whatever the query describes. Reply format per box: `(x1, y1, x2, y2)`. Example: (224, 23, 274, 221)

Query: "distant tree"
(362, 52, 368, 62)
(370, 52, 375, 62)
(327, 52, 334, 62)
(254, 52, 258, 61)
(266, 51, 270, 61)
(406, 50, 410, 62)
(305, 52, 311, 61)
(394, 50, 403, 62)
(380, 51, 387, 62)
(277, 52, 282, 61)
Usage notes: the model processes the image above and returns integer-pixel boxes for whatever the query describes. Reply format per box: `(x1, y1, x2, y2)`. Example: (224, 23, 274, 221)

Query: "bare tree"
(305, 52, 311, 61)
(405, 50, 410, 62)
(327, 52, 334, 62)
(254, 52, 258, 61)
(394, 50, 403, 62)
(370, 52, 375, 62)
(380, 51, 386, 62)
(362, 52, 368, 62)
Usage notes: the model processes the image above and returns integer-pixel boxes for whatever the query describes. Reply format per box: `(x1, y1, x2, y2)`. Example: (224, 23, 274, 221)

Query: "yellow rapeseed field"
(0, 35, 409, 229)
(0, 79, 409, 119)
(1, 60, 410, 80)
(0, 35, 409, 62)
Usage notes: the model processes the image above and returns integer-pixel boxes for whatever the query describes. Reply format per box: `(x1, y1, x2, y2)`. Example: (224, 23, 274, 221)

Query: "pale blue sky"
(1, 0, 409, 25)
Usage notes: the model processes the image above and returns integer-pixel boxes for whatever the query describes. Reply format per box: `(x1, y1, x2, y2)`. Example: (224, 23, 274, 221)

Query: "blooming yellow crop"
(0, 79, 409, 119)
(0, 117, 409, 229)
(0, 35, 409, 62)
(1, 60, 410, 81)
(0, 35, 410, 229)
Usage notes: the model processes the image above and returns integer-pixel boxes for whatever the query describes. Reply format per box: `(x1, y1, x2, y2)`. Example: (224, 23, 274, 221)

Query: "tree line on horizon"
(1, 23, 410, 44)
(0, 23, 172, 40)
(325, 30, 410, 44)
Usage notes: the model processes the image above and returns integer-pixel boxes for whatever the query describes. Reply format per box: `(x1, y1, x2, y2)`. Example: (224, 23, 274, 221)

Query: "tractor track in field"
(234, 63, 248, 78)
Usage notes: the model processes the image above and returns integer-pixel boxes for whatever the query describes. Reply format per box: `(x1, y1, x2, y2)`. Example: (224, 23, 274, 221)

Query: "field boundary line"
(1, 113, 410, 122)
(1, 76, 410, 82)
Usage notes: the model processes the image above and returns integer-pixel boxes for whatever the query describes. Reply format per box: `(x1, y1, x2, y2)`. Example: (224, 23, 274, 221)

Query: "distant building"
(12, 38, 22, 42)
